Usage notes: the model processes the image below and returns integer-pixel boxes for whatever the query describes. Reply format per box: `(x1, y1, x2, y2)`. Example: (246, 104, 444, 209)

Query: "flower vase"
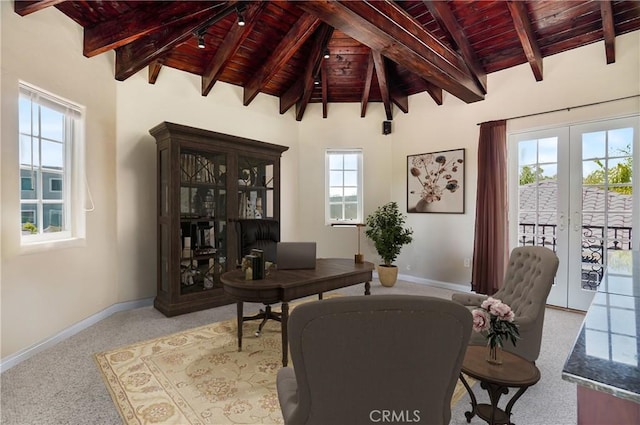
(415, 199, 433, 212)
(486, 345, 503, 365)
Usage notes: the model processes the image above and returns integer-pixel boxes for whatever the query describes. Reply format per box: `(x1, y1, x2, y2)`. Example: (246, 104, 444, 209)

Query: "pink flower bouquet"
(472, 297, 520, 349)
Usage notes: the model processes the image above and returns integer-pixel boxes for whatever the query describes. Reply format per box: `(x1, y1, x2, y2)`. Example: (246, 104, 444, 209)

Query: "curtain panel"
(472, 120, 508, 295)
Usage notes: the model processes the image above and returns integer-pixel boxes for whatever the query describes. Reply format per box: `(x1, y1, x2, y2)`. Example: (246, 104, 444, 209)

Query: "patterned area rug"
(95, 309, 472, 425)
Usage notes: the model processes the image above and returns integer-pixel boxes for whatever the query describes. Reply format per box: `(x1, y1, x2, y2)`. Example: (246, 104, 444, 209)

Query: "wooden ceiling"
(14, 1, 640, 121)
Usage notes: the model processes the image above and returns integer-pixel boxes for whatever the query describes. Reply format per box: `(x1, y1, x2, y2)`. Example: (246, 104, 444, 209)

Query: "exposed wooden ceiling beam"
(507, 1, 543, 82)
(280, 80, 302, 115)
(388, 74, 408, 114)
(424, 0, 487, 94)
(202, 2, 265, 96)
(296, 25, 334, 121)
(114, 4, 237, 81)
(280, 24, 333, 116)
(243, 14, 321, 106)
(422, 79, 443, 106)
(360, 51, 375, 118)
(14, 0, 64, 16)
(391, 88, 408, 114)
(148, 61, 162, 84)
(600, 0, 616, 64)
(297, 0, 484, 103)
(372, 51, 393, 121)
(84, 2, 224, 58)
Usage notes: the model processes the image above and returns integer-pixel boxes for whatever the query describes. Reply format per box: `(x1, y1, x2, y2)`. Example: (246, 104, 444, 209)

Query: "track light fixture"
(236, 7, 245, 26)
(197, 33, 205, 49)
(323, 49, 330, 59)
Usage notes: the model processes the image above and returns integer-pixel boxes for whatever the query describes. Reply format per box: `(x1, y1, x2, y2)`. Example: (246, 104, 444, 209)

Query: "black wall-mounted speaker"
(382, 120, 392, 135)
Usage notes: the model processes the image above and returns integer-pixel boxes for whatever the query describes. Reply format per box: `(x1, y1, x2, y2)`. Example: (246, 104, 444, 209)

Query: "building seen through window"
(326, 149, 363, 224)
(19, 83, 84, 242)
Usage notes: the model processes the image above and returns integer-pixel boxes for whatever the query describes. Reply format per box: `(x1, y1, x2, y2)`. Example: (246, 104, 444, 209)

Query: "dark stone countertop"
(562, 250, 640, 403)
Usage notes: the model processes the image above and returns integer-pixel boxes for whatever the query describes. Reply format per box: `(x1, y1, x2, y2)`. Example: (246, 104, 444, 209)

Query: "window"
(50, 177, 62, 192)
(21, 176, 33, 191)
(19, 82, 85, 244)
(325, 149, 363, 224)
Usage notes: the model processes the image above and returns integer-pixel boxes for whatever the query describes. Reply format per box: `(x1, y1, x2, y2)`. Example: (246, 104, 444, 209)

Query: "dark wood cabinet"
(150, 122, 289, 316)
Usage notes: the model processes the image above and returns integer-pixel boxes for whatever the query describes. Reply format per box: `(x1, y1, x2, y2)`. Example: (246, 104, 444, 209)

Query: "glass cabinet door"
(238, 156, 275, 219)
(159, 148, 170, 293)
(179, 150, 226, 294)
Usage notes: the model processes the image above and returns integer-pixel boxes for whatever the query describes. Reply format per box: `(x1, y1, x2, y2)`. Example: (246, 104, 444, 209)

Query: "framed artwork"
(407, 148, 465, 213)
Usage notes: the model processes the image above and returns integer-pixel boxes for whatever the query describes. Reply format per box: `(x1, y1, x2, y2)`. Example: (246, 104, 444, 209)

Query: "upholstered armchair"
(452, 246, 559, 362)
(276, 295, 472, 425)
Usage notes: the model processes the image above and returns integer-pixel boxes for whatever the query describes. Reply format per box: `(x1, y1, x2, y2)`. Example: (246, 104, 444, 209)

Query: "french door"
(508, 116, 638, 311)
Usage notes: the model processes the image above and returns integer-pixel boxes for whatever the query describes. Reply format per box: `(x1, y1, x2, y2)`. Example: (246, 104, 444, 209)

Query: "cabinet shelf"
(181, 181, 226, 189)
(238, 185, 271, 191)
(151, 122, 288, 317)
(180, 215, 219, 221)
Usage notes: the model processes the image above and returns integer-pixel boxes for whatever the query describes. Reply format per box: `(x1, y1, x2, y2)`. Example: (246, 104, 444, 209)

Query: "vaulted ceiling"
(14, 1, 640, 122)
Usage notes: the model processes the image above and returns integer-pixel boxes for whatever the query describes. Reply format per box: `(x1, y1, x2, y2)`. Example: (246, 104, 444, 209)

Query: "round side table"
(459, 345, 540, 425)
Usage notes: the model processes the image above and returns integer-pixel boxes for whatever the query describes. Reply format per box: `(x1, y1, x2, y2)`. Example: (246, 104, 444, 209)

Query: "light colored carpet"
(95, 308, 471, 425)
(1, 281, 584, 425)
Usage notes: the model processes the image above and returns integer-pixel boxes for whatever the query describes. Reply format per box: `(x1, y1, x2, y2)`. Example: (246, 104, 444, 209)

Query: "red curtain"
(472, 120, 508, 295)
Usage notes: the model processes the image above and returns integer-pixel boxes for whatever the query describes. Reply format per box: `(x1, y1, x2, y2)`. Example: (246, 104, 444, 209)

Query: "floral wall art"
(407, 149, 465, 213)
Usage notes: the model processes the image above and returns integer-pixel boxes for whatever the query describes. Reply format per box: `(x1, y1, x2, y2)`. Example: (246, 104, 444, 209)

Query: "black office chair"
(235, 219, 281, 336)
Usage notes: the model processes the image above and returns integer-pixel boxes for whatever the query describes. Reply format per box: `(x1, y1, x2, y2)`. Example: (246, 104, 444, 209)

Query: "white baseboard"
(372, 270, 473, 293)
(1, 273, 471, 373)
(397, 272, 473, 293)
(0, 297, 154, 373)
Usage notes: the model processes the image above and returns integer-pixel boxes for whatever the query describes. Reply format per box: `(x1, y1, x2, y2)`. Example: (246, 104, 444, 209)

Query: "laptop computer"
(276, 242, 317, 270)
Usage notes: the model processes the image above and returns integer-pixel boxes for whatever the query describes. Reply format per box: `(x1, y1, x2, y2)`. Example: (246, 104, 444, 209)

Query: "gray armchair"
(276, 295, 472, 425)
(452, 246, 559, 362)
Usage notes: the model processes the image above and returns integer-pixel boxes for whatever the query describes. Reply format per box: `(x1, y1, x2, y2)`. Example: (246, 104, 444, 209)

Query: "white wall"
(1, 3, 638, 363)
(0, 4, 117, 358)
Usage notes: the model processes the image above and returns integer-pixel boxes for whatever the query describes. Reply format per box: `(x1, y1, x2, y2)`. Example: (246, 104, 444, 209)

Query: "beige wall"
(1, 4, 117, 357)
(1, 4, 638, 362)
(114, 68, 300, 301)
(299, 31, 639, 286)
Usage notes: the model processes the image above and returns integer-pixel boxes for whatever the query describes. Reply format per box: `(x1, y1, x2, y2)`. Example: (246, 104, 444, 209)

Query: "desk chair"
(235, 219, 281, 336)
(277, 295, 472, 425)
(452, 246, 559, 362)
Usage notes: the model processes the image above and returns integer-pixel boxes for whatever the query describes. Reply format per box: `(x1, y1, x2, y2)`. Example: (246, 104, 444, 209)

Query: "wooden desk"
(459, 345, 540, 425)
(221, 258, 374, 366)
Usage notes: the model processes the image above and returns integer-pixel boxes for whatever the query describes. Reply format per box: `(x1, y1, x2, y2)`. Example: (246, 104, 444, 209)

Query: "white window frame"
(325, 148, 364, 224)
(49, 209, 63, 227)
(21, 176, 34, 191)
(19, 82, 86, 247)
(49, 177, 63, 192)
(21, 210, 35, 225)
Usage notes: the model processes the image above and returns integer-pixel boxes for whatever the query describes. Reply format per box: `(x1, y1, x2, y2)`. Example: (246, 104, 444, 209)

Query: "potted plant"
(365, 202, 413, 287)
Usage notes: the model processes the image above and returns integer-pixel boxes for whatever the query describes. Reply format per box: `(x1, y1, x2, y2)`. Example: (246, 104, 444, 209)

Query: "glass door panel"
(568, 118, 637, 309)
(179, 150, 226, 294)
(511, 128, 569, 308)
(510, 116, 638, 311)
(238, 156, 275, 219)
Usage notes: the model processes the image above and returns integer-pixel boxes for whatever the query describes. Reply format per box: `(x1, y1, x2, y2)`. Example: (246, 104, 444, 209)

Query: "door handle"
(558, 213, 566, 231)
